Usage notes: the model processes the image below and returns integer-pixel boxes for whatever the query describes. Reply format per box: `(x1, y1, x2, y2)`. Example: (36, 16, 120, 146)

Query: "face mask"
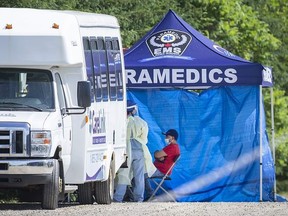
(165, 138, 170, 145)
(132, 108, 137, 116)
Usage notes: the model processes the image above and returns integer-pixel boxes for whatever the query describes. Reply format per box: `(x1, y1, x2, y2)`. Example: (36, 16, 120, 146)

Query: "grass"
(278, 191, 288, 199)
(276, 179, 288, 200)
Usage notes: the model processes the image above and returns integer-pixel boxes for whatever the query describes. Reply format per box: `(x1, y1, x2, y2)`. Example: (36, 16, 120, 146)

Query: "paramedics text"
(126, 68, 237, 85)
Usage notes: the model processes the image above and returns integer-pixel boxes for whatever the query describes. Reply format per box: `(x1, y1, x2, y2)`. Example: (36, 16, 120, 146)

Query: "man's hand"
(156, 156, 165, 162)
(154, 150, 167, 160)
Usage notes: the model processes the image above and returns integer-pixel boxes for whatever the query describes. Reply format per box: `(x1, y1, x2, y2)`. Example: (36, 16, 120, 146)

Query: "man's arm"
(154, 149, 167, 161)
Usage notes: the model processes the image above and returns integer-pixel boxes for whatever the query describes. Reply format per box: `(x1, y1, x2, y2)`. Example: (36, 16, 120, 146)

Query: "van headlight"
(31, 131, 52, 157)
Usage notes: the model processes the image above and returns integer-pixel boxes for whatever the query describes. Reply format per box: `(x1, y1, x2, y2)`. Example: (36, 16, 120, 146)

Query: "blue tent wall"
(127, 86, 275, 201)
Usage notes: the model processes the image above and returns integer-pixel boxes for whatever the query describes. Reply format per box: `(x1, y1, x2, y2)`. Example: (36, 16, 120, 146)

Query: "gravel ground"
(0, 202, 288, 216)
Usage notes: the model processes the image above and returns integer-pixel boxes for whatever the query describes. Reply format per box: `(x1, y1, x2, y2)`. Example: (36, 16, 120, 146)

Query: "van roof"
(0, 8, 119, 30)
(0, 8, 120, 67)
(62, 10, 119, 28)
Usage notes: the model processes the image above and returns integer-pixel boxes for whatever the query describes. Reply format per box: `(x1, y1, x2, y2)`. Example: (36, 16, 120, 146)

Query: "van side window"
(81, 36, 123, 103)
(105, 37, 117, 101)
(112, 38, 123, 101)
(97, 37, 109, 102)
(90, 37, 102, 102)
(83, 37, 95, 103)
(55, 73, 67, 111)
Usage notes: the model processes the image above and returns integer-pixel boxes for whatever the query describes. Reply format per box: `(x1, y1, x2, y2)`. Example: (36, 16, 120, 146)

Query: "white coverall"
(114, 115, 156, 202)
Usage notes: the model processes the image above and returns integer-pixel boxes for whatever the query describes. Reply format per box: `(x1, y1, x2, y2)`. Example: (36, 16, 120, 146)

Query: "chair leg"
(147, 179, 162, 201)
(147, 179, 177, 202)
(158, 185, 176, 202)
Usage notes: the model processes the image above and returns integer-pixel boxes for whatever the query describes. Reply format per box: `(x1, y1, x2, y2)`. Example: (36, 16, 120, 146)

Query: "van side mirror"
(77, 81, 91, 108)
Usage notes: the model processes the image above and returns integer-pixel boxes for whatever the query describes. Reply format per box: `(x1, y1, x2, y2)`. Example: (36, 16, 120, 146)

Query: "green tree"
(244, 0, 288, 92)
(0, 0, 77, 10)
(176, 0, 280, 64)
(264, 88, 288, 188)
(73, 0, 179, 47)
(247, 0, 288, 186)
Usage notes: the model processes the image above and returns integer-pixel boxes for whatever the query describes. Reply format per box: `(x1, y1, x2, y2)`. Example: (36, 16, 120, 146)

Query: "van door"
(55, 73, 72, 173)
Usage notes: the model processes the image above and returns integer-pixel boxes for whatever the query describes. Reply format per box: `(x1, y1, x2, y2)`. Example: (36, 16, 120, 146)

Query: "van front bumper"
(0, 159, 54, 187)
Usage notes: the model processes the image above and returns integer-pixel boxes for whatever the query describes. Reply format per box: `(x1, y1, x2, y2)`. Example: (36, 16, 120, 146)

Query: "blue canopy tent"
(124, 9, 276, 201)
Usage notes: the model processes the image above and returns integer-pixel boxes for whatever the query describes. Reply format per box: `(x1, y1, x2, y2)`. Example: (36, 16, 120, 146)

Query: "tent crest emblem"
(146, 29, 192, 57)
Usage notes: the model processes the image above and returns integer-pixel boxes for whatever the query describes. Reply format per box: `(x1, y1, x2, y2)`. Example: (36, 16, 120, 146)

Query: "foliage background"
(0, 0, 287, 195)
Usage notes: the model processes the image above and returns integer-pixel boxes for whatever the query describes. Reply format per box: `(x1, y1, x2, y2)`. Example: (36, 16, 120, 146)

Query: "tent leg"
(259, 85, 263, 202)
(270, 87, 276, 201)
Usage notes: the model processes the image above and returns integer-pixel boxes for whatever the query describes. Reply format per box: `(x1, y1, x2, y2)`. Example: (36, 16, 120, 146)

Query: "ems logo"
(146, 29, 192, 57)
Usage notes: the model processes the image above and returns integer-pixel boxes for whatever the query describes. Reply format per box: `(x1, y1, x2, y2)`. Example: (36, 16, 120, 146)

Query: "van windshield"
(0, 69, 54, 111)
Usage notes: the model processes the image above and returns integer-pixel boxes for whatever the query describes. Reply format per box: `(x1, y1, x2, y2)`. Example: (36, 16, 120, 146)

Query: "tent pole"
(259, 85, 263, 202)
(271, 87, 276, 201)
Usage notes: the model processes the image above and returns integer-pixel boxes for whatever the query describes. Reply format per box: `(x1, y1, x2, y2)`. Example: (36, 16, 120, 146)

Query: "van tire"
(41, 160, 60, 209)
(94, 165, 114, 204)
(78, 182, 94, 204)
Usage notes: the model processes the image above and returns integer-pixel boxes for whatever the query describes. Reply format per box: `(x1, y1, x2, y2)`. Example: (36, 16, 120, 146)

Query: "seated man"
(152, 129, 180, 177)
(145, 129, 180, 199)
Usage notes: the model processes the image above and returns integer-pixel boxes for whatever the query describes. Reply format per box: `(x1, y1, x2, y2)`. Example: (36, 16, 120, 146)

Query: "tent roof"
(124, 9, 272, 88)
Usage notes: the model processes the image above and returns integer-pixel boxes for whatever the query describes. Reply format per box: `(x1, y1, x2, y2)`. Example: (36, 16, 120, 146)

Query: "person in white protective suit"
(113, 100, 156, 202)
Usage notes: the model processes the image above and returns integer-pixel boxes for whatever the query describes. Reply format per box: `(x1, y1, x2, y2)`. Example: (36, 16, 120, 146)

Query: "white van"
(0, 8, 127, 209)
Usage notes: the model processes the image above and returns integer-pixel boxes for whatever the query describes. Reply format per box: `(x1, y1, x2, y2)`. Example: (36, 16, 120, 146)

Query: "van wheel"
(94, 165, 114, 204)
(41, 160, 60, 209)
(78, 182, 94, 204)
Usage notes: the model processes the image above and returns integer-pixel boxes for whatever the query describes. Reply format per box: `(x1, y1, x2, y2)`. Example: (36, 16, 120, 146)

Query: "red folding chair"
(147, 155, 180, 202)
